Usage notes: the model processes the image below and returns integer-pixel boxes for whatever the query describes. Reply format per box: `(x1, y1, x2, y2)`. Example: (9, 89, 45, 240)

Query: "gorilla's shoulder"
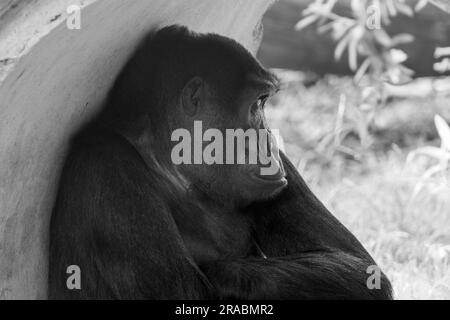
(66, 124, 141, 168)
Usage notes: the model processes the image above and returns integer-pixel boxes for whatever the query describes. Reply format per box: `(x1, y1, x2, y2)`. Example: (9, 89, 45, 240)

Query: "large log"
(258, 0, 450, 76)
(0, 0, 272, 300)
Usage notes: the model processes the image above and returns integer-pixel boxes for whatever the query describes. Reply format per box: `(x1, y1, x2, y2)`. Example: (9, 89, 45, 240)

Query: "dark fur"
(49, 25, 393, 300)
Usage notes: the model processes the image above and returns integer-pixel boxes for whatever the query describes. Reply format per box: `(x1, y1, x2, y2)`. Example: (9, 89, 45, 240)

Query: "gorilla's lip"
(254, 169, 286, 182)
(253, 173, 288, 188)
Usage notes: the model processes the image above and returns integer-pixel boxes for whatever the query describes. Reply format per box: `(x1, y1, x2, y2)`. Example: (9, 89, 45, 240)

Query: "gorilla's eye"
(251, 95, 269, 114)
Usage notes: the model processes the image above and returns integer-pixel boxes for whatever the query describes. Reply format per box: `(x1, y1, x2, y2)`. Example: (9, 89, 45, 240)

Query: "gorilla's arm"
(253, 153, 372, 255)
(49, 130, 212, 299)
(244, 153, 393, 299)
(200, 153, 392, 300)
(202, 251, 391, 300)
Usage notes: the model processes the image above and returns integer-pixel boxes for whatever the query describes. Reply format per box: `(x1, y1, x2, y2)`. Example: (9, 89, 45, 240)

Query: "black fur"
(48, 25, 393, 300)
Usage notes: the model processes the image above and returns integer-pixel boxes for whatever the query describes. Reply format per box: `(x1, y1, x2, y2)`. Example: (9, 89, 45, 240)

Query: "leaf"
(435, 115, 450, 151)
(412, 146, 450, 161)
(373, 29, 393, 47)
(348, 26, 365, 71)
(317, 20, 335, 33)
(354, 57, 371, 83)
(394, 1, 414, 16)
(334, 31, 352, 61)
(386, 0, 398, 16)
(379, 1, 392, 24)
(390, 33, 415, 46)
(351, 0, 365, 15)
(295, 15, 319, 31)
(390, 48, 408, 63)
(415, 0, 429, 11)
(325, 0, 338, 11)
(332, 19, 356, 40)
(412, 164, 443, 198)
(348, 37, 359, 71)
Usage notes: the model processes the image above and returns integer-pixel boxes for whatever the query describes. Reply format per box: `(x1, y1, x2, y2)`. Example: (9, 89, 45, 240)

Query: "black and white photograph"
(0, 0, 449, 308)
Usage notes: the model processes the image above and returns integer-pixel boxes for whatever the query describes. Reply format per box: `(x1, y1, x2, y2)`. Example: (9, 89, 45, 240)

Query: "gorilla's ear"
(181, 77, 204, 117)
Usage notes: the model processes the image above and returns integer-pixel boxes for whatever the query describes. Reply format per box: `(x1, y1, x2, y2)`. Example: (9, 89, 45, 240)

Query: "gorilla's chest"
(177, 209, 255, 265)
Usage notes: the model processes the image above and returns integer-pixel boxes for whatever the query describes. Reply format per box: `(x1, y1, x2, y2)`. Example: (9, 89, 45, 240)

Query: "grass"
(266, 71, 450, 300)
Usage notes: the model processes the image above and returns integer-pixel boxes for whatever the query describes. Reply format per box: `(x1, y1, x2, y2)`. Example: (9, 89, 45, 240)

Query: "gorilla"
(48, 25, 393, 300)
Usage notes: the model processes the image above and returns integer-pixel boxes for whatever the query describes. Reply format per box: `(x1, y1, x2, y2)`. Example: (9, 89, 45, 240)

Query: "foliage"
(407, 115, 450, 197)
(295, 0, 450, 83)
(295, 0, 423, 84)
(294, 0, 450, 151)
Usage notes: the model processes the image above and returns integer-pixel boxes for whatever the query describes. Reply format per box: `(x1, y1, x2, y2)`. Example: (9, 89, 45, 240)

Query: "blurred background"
(258, 0, 450, 299)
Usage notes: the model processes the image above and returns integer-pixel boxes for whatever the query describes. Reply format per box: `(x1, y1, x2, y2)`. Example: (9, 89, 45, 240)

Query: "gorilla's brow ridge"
(247, 72, 281, 94)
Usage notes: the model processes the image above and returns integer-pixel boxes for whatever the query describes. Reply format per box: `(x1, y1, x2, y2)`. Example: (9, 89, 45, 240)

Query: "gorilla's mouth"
(255, 169, 286, 182)
(253, 172, 288, 190)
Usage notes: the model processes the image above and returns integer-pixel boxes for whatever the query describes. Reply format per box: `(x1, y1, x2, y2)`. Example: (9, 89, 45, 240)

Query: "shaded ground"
(266, 71, 450, 299)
